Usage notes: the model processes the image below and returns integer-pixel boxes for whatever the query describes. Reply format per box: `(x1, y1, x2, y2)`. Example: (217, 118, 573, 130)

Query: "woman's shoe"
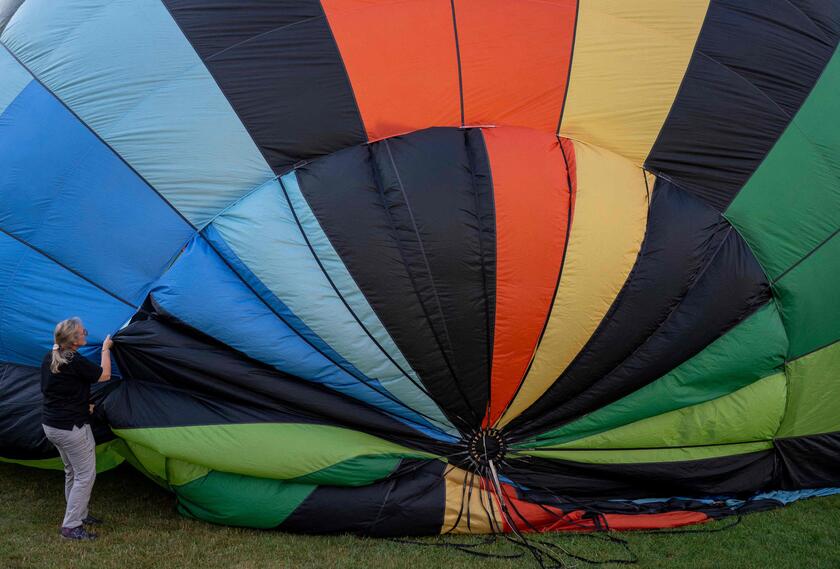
(60, 526, 97, 540)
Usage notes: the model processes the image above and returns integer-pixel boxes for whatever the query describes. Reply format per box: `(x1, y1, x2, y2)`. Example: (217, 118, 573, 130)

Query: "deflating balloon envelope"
(0, 0, 839, 534)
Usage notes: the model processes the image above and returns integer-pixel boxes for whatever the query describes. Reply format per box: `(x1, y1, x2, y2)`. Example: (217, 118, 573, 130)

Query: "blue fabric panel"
(150, 235, 450, 439)
(1, 0, 274, 227)
(623, 487, 840, 509)
(0, 46, 29, 116)
(0, 80, 193, 304)
(0, 232, 135, 366)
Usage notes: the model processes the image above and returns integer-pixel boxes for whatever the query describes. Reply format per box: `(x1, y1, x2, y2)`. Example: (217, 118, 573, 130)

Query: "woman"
(40, 317, 112, 541)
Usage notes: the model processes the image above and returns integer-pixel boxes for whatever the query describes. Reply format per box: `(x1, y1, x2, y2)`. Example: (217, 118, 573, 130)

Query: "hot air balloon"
(1, 0, 839, 535)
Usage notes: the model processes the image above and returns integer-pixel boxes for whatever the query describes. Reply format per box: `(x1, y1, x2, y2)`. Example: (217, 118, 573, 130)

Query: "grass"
(1, 462, 839, 569)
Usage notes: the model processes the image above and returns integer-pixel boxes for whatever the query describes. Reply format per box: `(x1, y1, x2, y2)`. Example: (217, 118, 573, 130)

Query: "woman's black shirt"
(40, 351, 102, 430)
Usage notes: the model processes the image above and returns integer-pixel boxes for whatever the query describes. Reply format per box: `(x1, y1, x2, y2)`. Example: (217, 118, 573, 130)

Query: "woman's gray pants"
(42, 424, 96, 529)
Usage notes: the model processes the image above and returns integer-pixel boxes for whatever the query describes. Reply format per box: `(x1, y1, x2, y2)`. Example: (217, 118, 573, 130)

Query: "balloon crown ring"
(466, 428, 507, 468)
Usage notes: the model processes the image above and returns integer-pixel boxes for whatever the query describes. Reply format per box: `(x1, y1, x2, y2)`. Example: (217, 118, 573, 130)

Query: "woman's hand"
(89, 403, 95, 415)
(102, 335, 113, 351)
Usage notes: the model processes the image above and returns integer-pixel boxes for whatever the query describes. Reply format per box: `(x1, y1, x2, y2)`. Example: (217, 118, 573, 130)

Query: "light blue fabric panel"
(0, 80, 193, 304)
(210, 177, 455, 435)
(0, 232, 135, 367)
(151, 236, 448, 437)
(1, 0, 273, 227)
(201, 223, 370, 378)
(0, 45, 28, 115)
(281, 172, 424, 388)
(750, 487, 840, 505)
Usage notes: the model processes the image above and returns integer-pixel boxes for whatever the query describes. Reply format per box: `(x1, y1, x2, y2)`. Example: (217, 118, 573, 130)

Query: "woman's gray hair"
(50, 317, 82, 374)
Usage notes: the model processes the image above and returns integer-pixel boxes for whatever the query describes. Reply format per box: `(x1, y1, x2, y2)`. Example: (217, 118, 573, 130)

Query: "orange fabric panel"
(482, 126, 572, 425)
(322, 0, 461, 141)
(454, 0, 577, 132)
(497, 484, 709, 533)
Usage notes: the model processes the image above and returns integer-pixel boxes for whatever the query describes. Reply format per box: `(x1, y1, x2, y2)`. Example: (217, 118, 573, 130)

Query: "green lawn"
(1, 462, 838, 569)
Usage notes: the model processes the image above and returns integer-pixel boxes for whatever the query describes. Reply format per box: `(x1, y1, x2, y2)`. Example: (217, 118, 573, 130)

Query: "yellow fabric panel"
(442, 466, 502, 534)
(497, 140, 648, 427)
(559, 0, 709, 164)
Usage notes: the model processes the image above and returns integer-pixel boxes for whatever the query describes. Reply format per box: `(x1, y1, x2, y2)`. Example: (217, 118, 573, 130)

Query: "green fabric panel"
(726, 47, 840, 280)
(539, 373, 785, 451)
(778, 340, 840, 437)
(174, 469, 315, 529)
(519, 303, 787, 449)
(0, 440, 125, 473)
(773, 232, 840, 359)
(520, 441, 772, 464)
(288, 455, 400, 486)
(112, 423, 434, 483)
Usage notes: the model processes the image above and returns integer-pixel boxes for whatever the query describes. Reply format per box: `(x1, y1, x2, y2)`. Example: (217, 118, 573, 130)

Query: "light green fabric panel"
(0, 440, 124, 473)
(519, 441, 772, 465)
(778, 340, 840, 438)
(124, 440, 167, 481)
(167, 457, 211, 487)
(773, 232, 840, 359)
(520, 303, 787, 448)
(113, 423, 434, 484)
(119, 440, 210, 488)
(175, 470, 315, 529)
(539, 373, 785, 452)
(726, 47, 840, 280)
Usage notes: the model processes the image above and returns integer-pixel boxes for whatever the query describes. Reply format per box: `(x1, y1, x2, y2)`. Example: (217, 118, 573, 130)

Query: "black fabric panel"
(295, 127, 496, 431)
(109, 299, 454, 457)
(163, 0, 366, 171)
(508, 180, 730, 435)
(278, 459, 446, 536)
(645, 0, 840, 211)
(517, 489, 780, 520)
(503, 450, 776, 499)
(0, 362, 116, 460)
(102, 379, 325, 430)
(775, 431, 840, 489)
(793, 1, 840, 43)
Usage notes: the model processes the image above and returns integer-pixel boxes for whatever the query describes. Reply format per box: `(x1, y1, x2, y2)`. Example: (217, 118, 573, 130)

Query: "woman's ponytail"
(50, 317, 81, 374)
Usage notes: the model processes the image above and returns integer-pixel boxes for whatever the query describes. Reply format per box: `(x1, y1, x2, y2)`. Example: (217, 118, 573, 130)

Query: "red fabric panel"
(455, 0, 577, 131)
(482, 126, 572, 425)
(322, 0, 461, 141)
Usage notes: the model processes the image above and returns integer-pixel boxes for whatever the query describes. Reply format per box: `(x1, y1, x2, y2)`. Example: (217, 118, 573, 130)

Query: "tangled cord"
(386, 431, 744, 568)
